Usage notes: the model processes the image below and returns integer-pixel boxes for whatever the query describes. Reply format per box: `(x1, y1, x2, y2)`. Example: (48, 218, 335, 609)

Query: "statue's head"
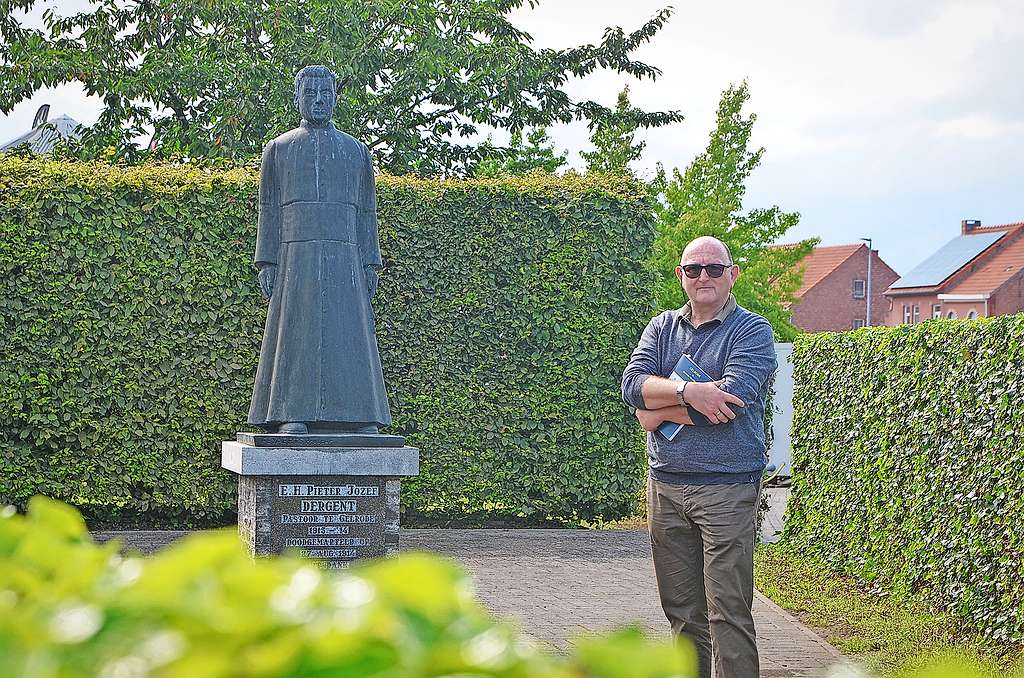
(294, 65, 337, 126)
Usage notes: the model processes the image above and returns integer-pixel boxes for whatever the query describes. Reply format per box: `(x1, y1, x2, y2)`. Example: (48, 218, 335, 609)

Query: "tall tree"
(581, 85, 647, 175)
(474, 127, 567, 177)
(651, 82, 815, 340)
(0, 0, 681, 174)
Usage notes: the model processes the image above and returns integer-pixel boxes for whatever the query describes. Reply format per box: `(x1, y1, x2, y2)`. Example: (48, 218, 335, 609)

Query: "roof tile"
(889, 230, 1007, 289)
(946, 229, 1024, 295)
(790, 244, 863, 298)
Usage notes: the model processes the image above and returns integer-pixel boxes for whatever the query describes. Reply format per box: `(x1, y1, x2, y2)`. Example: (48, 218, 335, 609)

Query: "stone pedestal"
(222, 433, 419, 569)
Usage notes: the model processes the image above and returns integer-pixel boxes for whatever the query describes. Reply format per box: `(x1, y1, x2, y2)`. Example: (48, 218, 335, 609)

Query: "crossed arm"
(621, 314, 774, 432)
(633, 403, 693, 432)
(631, 377, 745, 431)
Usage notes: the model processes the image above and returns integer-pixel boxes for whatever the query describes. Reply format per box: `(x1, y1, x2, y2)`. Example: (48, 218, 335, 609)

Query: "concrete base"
(222, 439, 419, 570)
(222, 441, 418, 476)
(235, 432, 406, 448)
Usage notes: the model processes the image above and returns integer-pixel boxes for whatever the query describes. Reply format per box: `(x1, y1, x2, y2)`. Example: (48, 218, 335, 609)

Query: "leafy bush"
(0, 496, 696, 677)
(1, 498, 1013, 678)
(784, 316, 1024, 643)
(0, 157, 653, 526)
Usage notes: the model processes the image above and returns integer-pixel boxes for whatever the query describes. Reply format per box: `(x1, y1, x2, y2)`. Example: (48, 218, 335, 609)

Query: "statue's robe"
(248, 121, 391, 429)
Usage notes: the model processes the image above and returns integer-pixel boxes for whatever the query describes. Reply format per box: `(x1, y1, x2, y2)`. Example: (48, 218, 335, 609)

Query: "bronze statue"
(248, 65, 391, 435)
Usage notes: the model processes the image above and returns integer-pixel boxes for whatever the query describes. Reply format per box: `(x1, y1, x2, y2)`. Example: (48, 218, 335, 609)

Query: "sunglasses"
(680, 263, 733, 279)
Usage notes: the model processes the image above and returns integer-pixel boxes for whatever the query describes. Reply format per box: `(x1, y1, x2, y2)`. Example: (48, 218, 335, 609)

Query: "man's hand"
(685, 380, 745, 424)
(365, 266, 379, 298)
(257, 265, 276, 301)
(635, 406, 693, 432)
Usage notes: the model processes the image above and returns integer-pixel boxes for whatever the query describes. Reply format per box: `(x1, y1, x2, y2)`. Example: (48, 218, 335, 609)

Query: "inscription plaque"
(240, 473, 401, 570)
(225, 439, 415, 566)
(273, 475, 387, 567)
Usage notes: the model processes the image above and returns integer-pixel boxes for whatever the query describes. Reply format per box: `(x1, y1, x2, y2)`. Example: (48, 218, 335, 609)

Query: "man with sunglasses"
(621, 236, 777, 678)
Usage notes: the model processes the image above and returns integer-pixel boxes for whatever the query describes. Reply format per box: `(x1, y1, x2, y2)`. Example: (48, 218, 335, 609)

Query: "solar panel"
(891, 231, 1007, 289)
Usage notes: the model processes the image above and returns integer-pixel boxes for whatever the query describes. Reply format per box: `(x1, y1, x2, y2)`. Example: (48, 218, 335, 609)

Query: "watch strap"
(675, 381, 688, 407)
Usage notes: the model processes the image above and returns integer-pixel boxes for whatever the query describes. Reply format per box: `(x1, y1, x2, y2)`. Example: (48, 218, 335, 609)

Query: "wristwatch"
(675, 381, 688, 407)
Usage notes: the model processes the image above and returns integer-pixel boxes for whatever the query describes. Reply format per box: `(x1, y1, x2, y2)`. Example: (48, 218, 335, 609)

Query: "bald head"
(675, 235, 738, 316)
(681, 236, 732, 265)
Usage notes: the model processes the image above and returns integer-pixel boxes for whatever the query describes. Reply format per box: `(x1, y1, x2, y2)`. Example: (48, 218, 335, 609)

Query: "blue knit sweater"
(621, 299, 777, 481)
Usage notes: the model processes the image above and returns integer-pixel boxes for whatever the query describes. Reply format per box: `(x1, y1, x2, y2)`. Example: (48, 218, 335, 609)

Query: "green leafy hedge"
(0, 496, 695, 677)
(783, 316, 1024, 643)
(0, 157, 653, 526)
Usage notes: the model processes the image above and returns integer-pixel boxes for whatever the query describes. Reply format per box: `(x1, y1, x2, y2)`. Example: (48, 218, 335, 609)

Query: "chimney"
(961, 219, 981, 235)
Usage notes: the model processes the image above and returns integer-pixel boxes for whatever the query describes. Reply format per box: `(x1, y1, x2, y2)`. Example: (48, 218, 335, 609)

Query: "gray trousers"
(647, 476, 760, 678)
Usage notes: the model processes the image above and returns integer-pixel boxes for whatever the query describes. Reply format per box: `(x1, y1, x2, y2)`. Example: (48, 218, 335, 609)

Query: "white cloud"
(929, 112, 1024, 141)
(506, 0, 1023, 274)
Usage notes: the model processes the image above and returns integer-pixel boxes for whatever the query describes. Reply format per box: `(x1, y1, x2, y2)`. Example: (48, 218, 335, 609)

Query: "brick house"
(785, 244, 900, 332)
(883, 220, 1024, 325)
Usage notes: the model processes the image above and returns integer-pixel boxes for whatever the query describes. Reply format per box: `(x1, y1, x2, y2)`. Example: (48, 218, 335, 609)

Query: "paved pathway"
(403, 528, 843, 677)
(97, 502, 841, 677)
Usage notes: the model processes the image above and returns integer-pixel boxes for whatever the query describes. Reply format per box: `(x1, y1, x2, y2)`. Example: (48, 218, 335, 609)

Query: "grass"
(754, 542, 1023, 677)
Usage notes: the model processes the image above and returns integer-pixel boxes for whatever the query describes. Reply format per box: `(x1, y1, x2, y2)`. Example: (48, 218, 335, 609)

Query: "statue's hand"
(257, 265, 276, 301)
(364, 267, 379, 298)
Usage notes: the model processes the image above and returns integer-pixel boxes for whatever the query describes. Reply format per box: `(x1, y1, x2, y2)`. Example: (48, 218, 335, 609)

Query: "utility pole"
(860, 237, 873, 326)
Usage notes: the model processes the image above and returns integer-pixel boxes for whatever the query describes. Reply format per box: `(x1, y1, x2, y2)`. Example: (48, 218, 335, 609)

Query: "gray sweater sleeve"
(721, 319, 778, 405)
(621, 315, 663, 409)
(684, 317, 776, 427)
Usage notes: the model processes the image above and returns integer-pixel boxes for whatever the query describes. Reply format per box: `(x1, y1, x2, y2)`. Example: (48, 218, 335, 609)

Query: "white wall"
(771, 343, 794, 476)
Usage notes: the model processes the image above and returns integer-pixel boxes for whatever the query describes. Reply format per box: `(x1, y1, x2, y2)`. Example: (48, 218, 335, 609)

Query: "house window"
(853, 279, 866, 299)
(946, 310, 957, 319)
(967, 310, 978, 319)
(853, 319, 865, 329)
(912, 305, 920, 323)
(903, 304, 911, 324)
(932, 304, 942, 319)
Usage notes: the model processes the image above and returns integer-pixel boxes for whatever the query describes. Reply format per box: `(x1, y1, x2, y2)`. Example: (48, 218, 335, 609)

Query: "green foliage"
(784, 316, 1024, 644)
(0, 499, 1014, 678)
(0, 496, 697, 677)
(0, 0, 681, 174)
(582, 86, 648, 176)
(474, 128, 568, 178)
(0, 156, 654, 526)
(650, 82, 814, 339)
(755, 543, 1022, 677)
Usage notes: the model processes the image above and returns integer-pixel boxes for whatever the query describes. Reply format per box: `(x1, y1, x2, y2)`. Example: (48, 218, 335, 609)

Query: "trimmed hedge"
(0, 157, 654, 526)
(0, 496, 696, 677)
(784, 316, 1024, 642)
(0, 497, 1004, 678)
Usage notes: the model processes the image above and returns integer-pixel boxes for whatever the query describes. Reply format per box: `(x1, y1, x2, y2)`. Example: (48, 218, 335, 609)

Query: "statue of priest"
(248, 65, 391, 435)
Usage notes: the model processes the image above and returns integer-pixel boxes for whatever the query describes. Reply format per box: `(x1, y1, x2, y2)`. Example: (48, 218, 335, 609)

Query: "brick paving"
(97, 492, 842, 677)
(401, 528, 843, 677)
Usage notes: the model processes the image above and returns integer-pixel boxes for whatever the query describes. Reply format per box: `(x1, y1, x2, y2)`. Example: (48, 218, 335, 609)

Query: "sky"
(2, 0, 1022, 275)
